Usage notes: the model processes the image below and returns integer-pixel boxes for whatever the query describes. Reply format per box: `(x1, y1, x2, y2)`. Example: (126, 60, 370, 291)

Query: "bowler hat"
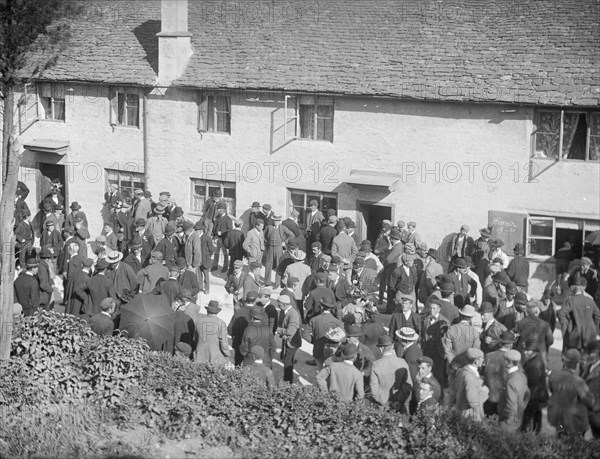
(182, 221, 193, 232)
(346, 220, 356, 229)
(427, 248, 438, 259)
(193, 220, 205, 231)
(287, 276, 299, 286)
(480, 302, 494, 314)
(327, 265, 339, 273)
(452, 257, 468, 269)
(390, 229, 402, 240)
(514, 291, 528, 305)
(331, 255, 341, 264)
(96, 259, 109, 270)
(320, 297, 336, 309)
(382, 222, 391, 231)
(179, 289, 195, 301)
(82, 258, 94, 268)
(70, 202, 81, 210)
(336, 220, 346, 230)
(206, 300, 222, 314)
(585, 341, 600, 354)
(499, 331, 517, 344)
(341, 343, 359, 359)
(164, 225, 176, 237)
(176, 257, 187, 269)
(39, 247, 53, 259)
(506, 281, 518, 295)
(376, 335, 394, 347)
(346, 324, 363, 337)
(492, 271, 510, 285)
(134, 218, 146, 227)
(26, 258, 39, 268)
(287, 240, 299, 250)
(172, 207, 184, 218)
(316, 272, 328, 283)
(251, 201, 261, 208)
(216, 202, 227, 210)
(144, 191, 152, 198)
(249, 346, 264, 359)
(213, 190, 222, 198)
(563, 348, 581, 364)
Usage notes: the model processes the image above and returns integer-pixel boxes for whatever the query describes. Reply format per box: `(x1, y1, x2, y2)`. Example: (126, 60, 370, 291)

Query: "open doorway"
(357, 202, 392, 245)
(37, 163, 67, 207)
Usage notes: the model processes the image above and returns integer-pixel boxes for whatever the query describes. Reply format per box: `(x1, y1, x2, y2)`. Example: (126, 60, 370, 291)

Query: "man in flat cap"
(499, 349, 530, 432)
(137, 251, 170, 294)
(455, 348, 488, 421)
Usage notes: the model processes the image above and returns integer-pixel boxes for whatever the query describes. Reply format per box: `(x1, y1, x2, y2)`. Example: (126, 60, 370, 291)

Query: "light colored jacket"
(331, 232, 358, 268)
(456, 365, 489, 421)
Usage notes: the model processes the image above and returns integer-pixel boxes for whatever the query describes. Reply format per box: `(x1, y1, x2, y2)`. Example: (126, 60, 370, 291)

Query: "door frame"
(356, 199, 395, 243)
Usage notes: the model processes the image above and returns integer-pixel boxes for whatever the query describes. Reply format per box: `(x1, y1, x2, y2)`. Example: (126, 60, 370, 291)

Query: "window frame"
(38, 82, 66, 122)
(288, 188, 338, 231)
(284, 94, 334, 142)
(197, 92, 231, 134)
(109, 86, 140, 128)
(105, 168, 145, 200)
(190, 178, 236, 215)
(526, 216, 555, 258)
(527, 215, 600, 259)
(532, 108, 600, 162)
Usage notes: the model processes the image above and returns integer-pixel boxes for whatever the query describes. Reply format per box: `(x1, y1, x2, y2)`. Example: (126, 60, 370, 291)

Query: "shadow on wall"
(133, 20, 160, 76)
(270, 107, 294, 156)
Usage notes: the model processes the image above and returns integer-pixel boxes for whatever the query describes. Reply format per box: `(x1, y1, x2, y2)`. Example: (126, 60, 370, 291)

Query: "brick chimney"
(157, 0, 193, 85)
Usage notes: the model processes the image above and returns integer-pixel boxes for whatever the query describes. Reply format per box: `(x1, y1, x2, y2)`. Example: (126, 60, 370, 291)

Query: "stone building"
(9, 0, 600, 295)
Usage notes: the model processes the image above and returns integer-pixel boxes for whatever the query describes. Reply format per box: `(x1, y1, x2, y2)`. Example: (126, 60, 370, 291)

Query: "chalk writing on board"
(492, 218, 517, 233)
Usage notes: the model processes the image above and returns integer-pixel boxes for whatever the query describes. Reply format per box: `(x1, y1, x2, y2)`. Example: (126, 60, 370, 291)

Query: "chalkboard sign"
(488, 211, 527, 255)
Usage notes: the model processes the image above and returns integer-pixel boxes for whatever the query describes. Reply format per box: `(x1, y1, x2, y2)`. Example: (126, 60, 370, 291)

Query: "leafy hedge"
(1, 311, 599, 458)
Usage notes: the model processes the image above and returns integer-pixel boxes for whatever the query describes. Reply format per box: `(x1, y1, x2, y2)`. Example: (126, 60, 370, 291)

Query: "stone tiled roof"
(33, 0, 600, 105)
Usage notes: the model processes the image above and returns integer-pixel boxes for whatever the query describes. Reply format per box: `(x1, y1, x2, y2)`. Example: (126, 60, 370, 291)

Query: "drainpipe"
(143, 90, 149, 189)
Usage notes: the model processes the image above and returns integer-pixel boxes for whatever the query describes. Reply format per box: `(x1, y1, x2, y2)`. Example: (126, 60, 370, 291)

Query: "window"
(191, 179, 236, 215)
(284, 95, 334, 142)
(198, 93, 231, 133)
(106, 169, 145, 200)
(288, 189, 338, 230)
(38, 82, 65, 121)
(109, 87, 140, 127)
(527, 215, 600, 258)
(532, 109, 600, 161)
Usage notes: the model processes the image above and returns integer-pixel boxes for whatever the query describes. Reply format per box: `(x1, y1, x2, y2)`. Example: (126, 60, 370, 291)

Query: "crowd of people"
(9, 179, 600, 437)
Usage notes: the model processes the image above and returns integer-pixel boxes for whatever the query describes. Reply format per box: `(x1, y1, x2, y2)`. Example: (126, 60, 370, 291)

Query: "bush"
(2, 312, 599, 458)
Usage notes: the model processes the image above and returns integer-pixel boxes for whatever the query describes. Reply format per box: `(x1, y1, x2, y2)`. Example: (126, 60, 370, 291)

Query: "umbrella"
(585, 230, 600, 246)
(119, 294, 177, 352)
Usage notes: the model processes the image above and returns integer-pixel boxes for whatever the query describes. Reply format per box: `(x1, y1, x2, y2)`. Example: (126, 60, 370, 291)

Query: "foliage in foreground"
(0, 311, 598, 458)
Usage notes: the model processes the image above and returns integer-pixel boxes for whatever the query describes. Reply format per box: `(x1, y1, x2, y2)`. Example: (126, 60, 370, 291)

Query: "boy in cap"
(245, 346, 275, 389)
